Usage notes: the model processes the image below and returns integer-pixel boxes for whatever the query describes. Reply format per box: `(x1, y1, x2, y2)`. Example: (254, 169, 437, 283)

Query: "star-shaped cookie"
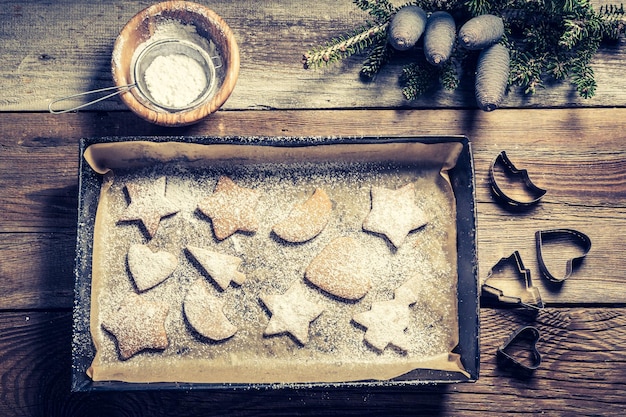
(186, 245, 246, 290)
(259, 284, 324, 345)
(101, 293, 170, 360)
(197, 176, 260, 240)
(362, 182, 428, 248)
(352, 298, 411, 352)
(118, 176, 180, 239)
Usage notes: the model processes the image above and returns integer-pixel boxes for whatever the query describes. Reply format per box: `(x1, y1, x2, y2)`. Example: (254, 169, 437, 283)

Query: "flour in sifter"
(132, 20, 215, 109)
(144, 54, 207, 108)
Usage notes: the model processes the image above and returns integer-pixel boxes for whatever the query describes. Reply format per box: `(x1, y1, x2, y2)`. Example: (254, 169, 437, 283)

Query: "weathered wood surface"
(1, 109, 625, 416)
(0, 308, 624, 416)
(3, 0, 626, 414)
(1, 109, 625, 309)
(2, 0, 626, 112)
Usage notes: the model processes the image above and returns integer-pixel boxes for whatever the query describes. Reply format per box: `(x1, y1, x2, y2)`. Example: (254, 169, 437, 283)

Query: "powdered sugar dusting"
(91, 158, 458, 381)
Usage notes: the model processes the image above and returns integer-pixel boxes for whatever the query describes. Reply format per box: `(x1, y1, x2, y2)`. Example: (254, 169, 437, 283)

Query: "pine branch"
(509, 51, 546, 94)
(301, 0, 626, 102)
(571, 59, 597, 98)
(302, 23, 388, 69)
(464, 0, 492, 16)
(354, 0, 397, 22)
(599, 4, 626, 40)
(439, 58, 462, 90)
(400, 62, 440, 100)
(360, 37, 394, 79)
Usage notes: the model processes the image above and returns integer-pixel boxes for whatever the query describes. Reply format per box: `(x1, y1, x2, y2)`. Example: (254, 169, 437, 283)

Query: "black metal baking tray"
(71, 135, 478, 391)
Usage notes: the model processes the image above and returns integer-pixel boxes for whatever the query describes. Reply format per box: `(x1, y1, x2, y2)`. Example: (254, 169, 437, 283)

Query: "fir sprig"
(303, 0, 626, 101)
(401, 62, 440, 100)
(401, 58, 462, 100)
(354, 0, 397, 22)
(302, 23, 388, 69)
(360, 38, 395, 79)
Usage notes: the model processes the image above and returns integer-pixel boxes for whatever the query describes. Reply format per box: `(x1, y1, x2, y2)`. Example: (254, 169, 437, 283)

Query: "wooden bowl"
(111, 1, 239, 126)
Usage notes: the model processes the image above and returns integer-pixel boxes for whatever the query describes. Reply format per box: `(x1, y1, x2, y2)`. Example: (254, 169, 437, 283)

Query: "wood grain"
(3, 0, 626, 112)
(1, 109, 625, 308)
(0, 309, 624, 416)
(3, 1, 626, 414)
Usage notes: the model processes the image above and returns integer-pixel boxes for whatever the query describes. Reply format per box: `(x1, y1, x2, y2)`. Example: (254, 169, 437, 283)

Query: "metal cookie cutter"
(489, 151, 547, 208)
(497, 326, 542, 376)
(536, 228, 592, 283)
(482, 251, 544, 310)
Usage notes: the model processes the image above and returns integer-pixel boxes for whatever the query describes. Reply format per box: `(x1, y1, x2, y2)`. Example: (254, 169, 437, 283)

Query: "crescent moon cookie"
(186, 245, 246, 291)
(101, 293, 170, 360)
(259, 283, 324, 345)
(272, 188, 333, 243)
(118, 176, 180, 239)
(183, 280, 237, 341)
(197, 176, 260, 241)
(305, 236, 372, 301)
(362, 182, 428, 248)
(127, 244, 178, 292)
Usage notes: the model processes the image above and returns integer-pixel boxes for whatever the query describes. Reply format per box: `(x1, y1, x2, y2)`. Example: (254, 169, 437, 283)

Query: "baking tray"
(71, 135, 478, 391)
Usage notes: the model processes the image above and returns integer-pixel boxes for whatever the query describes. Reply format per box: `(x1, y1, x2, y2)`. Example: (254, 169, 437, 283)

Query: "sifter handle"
(48, 84, 136, 114)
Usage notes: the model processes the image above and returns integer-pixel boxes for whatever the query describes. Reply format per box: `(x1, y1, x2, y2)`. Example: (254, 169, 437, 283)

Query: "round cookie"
(305, 237, 372, 301)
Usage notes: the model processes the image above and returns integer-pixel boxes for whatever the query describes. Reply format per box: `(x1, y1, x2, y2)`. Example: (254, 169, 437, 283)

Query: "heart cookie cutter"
(489, 151, 547, 208)
(536, 228, 592, 283)
(497, 326, 542, 375)
(482, 251, 544, 310)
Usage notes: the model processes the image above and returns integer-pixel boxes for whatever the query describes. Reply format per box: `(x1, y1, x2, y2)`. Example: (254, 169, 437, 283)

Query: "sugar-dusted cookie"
(259, 283, 324, 345)
(305, 236, 371, 301)
(118, 176, 180, 239)
(101, 292, 169, 360)
(183, 279, 237, 341)
(186, 245, 246, 291)
(197, 176, 260, 240)
(352, 298, 411, 352)
(127, 244, 178, 292)
(272, 188, 333, 243)
(394, 276, 421, 305)
(362, 182, 428, 248)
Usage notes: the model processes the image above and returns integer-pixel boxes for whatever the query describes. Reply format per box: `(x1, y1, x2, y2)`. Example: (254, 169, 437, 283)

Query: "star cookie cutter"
(497, 326, 542, 375)
(489, 151, 547, 208)
(482, 251, 544, 310)
(536, 228, 592, 283)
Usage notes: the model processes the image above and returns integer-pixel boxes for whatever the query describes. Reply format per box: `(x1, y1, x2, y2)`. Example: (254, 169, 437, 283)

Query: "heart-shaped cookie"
(497, 326, 541, 375)
(305, 237, 371, 301)
(127, 244, 178, 292)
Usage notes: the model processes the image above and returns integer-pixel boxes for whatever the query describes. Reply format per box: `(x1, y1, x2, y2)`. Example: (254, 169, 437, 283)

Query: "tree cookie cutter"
(497, 326, 542, 375)
(482, 251, 544, 310)
(489, 151, 547, 208)
(536, 228, 592, 283)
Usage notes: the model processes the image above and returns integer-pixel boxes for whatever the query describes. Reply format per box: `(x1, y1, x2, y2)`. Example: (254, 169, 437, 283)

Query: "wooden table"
(2, 1, 625, 415)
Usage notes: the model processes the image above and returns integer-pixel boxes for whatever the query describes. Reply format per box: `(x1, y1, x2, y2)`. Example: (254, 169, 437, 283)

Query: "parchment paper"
(83, 138, 469, 384)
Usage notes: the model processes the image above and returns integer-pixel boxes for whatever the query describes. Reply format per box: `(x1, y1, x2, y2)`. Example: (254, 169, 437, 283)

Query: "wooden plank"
(3, 0, 626, 111)
(0, 109, 625, 307)
(0, 233, 75, 309)
(0, 308, 624, 416)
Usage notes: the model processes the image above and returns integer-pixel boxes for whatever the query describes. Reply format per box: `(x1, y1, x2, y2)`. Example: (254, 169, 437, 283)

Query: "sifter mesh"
(131, 39, 218, 112)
